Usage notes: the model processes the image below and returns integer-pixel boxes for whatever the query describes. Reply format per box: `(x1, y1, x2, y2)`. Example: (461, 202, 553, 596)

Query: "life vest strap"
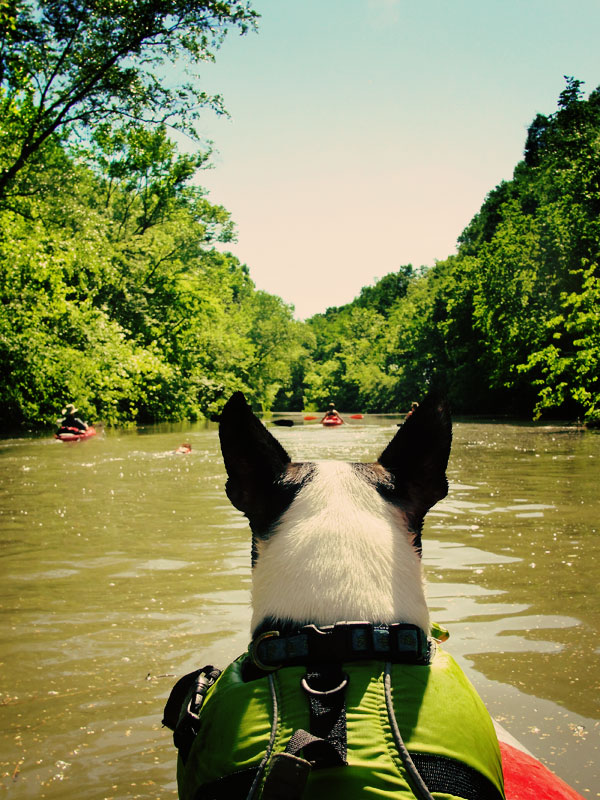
(262, 753, 310, 799)
(190, 766, 261, 799)
(162, 665, 222, 764)
(301, 665, 348, 767)
(263, 666, 349, 799)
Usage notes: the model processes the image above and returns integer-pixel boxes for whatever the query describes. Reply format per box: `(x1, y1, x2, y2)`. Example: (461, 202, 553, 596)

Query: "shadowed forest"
(1, 3, 598, 428)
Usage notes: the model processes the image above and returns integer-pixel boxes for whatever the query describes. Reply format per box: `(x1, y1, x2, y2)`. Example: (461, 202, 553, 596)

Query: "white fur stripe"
(251, 462, 430, 632)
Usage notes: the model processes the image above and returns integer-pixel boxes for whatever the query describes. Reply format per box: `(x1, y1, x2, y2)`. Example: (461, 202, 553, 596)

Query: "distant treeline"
(277, 78, 600, 425)
(1, 2, 598, 428)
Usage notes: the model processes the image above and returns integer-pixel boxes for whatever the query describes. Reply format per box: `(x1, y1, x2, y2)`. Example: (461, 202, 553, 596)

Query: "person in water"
(174, 443, 192, 454)
(320, 402, 343, 423)
(57, 404, 88, 433)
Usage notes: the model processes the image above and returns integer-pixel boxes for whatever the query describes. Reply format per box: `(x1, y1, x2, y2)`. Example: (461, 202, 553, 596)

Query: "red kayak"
(55, 426, 97, 442)
(495, 721, 584, 799)
(322, 417, 344, 426)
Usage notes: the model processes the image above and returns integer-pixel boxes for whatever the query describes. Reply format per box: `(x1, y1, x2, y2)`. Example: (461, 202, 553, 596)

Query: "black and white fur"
(219, 391, 452, 637)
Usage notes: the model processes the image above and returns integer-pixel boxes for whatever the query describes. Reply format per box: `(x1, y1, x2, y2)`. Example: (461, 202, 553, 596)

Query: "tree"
(238, 291, 310, 410)
(0, 0, 257, 201)
(353, 265, 414, 314)
(299, 78, 600, 420)
(518, 261, 600, 424)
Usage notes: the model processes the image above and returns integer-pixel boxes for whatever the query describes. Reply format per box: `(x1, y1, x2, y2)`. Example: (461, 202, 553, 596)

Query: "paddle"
(212, 412, 295, 427)
(350, 414, 364, 419)
(303, 415, 317, 420)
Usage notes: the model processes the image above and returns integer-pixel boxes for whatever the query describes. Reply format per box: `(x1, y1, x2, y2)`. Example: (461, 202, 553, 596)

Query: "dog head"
(219, 392, 451, 635)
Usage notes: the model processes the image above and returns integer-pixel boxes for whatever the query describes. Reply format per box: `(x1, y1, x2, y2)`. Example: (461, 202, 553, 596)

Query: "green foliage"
(0, 0, 258, 200)
(287, 268, 417, 412)
(0, 127, 307, 428)
(2, 61, 598, 427)
(0, 0, 320, 430)
(294, 78, 600, 421)
(353, 265, 414, 314)
(518, 261, 600, 422)
(460, 78, 600, 420)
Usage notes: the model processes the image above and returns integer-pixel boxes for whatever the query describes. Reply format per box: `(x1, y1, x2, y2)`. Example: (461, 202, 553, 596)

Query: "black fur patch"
(350, 462, 425, 556)
(249, 462, 316, 565)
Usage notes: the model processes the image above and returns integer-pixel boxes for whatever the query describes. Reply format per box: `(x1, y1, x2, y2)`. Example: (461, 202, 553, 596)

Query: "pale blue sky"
(189, 0, 600, 319)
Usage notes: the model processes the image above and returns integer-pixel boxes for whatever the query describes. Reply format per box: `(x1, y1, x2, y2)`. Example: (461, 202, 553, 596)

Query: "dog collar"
(246, 622, 434, 676)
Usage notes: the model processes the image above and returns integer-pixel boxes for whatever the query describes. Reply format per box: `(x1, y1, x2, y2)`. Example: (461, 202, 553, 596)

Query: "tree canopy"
(0, 0, 257, 201)
(1, 47, 598, 429)
(285, 78, 600, 425)
(0, 0, 313, 429)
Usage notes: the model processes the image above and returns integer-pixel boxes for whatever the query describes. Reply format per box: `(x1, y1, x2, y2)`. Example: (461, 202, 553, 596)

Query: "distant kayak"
(494, 721, 584, 799)
(55, 426, 97, 442)
(322, 417, 344, 426)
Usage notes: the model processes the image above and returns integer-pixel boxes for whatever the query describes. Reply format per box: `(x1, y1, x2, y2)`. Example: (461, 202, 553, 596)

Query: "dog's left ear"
(378, 392, 452, 516)
(219, 392, 292, 530)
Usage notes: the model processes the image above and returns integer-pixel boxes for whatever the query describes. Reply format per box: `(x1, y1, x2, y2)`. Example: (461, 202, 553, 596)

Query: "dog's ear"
(219, 392, 291, 527)
(378, 392, 452, 516)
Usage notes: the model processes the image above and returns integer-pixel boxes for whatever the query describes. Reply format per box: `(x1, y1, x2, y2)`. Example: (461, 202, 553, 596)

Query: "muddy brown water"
(0, 416, 598, 798)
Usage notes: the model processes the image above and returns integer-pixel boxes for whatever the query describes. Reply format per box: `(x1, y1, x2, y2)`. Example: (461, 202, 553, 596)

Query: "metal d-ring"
(301, 673, 349, 697)
(250, 630, 281, 672)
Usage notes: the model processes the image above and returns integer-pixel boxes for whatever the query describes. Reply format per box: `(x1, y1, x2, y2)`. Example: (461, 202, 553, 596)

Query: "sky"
(187, 0, 600, 319)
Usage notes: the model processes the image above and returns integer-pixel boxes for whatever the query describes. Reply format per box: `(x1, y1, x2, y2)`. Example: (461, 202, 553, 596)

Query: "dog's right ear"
(219, 392, 291, 529)
(378, 392, 452, 518)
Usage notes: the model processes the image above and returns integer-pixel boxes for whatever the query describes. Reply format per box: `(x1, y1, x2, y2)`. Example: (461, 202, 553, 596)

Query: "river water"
(0, 415, 598, 798)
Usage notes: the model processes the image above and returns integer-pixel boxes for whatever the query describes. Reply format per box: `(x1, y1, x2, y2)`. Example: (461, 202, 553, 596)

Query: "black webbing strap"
(286, 728, 345, 768)
(262, 665, 348, 799)
(191, 767, 260, 800)
(262, 730, 343, 800)
(261, 753, 310, 800)
(302, 666, 348, 767)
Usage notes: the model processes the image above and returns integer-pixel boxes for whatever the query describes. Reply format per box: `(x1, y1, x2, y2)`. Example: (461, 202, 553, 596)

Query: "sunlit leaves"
(295, 78, 600, 422)
(0, 125, 307, 426)
(519, 262, 600, 423)
(0, 0, 258, 199)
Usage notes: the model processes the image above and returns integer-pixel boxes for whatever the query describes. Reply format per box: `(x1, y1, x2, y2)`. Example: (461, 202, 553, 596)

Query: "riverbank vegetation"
(0, 1, 307, 426)
(1, 3, 598, 428)
(280, 78, 600, 426)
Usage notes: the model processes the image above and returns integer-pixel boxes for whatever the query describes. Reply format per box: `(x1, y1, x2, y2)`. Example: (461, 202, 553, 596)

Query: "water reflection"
(0, 418, 597, 797)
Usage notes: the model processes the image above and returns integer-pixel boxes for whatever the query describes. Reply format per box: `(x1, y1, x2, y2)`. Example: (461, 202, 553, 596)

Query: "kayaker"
(174, 443, 192, 454)
(320, 403, 343, 423)
(57, 404, 88, 433)
(405, 401, 419, 420)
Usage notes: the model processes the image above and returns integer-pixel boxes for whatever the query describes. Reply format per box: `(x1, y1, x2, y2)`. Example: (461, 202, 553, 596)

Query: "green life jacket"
(171, 646, 505, 800)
